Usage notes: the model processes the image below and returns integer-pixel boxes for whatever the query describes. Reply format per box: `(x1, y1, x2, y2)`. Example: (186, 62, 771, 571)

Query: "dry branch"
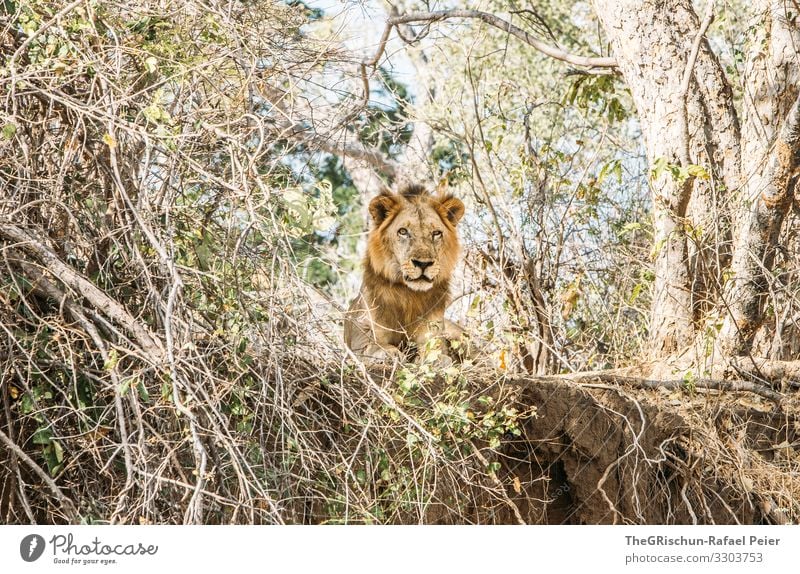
(0, 223, 165, 362)
(546, 371, 786, 403)
(370, 10, 617, 70)
(0, 427, 79, 522)
(259, 89, 401, 178)
(726, 357, 800, 388)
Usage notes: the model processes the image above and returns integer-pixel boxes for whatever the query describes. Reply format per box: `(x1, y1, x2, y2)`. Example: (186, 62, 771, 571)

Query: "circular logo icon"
(20, 534, 46, 562)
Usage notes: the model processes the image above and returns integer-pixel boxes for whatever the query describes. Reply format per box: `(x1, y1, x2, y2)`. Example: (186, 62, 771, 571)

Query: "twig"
(760, 496, 790, 525)
(468, 440, 526, 525)
(2, 370, 36, 524)
(366, 10, 616, 72)
(8, 0, 85, 70)
(259, 90, 400, 178)
(357, 9, 616, 143)
(727, 357, 800, 388)
(0, 427, 80, 522)
(0, 224, 165, 362)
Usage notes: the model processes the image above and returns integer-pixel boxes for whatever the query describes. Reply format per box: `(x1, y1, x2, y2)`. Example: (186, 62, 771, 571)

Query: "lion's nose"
(411, 259, 434, 271)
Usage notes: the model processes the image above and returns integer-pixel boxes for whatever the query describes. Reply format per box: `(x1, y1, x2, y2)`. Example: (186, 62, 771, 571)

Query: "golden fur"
(344, 184, 465, 362)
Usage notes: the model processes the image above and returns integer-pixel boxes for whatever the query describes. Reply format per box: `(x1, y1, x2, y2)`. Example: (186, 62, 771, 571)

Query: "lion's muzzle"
(401, 258, 440, 290)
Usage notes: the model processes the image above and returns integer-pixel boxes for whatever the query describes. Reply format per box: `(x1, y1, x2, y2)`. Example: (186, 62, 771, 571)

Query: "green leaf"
(686, 164, 710, 179)
(143, 103, 170, 124)
(311, 180, 337, 232)
(629, 283, 643, 304)
(312, 214, 336, 232)
(467, 295, 482, 318)
(136, 380, 150, 402)
(102, 132, 117, 149)
(598, 159, 622, 184)
(650, 157, 669, 181)
(477, 395, 493, 407)
(52, 440, 64, 463)
(32, 426, 53, 445)
(619, 222, 642, 236)
(650, 238, 667, 260)
(1, 123, 17, 140)
(406, 431, 420, 447)
(43, 442, 64, 476)
(20, 394, 34, 415)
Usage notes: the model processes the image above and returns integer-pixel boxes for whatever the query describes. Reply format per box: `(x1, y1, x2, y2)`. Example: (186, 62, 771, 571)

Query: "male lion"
(344, 184, 465, 363)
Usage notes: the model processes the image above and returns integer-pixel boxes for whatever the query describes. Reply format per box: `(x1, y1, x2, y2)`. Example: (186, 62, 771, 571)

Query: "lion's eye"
(398, 228, 409, 237)
(432, 230, 443, 239)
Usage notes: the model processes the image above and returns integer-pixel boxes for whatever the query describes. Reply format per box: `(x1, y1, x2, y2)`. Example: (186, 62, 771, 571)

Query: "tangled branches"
(0, 0, 532, 524)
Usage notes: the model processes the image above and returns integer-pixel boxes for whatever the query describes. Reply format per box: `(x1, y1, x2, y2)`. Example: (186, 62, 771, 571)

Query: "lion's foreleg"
(347, 328, 403, 364)
(345, 310, 403, 364)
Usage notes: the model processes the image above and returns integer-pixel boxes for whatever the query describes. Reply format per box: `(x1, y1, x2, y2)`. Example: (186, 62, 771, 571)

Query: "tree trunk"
(717, 1, 800, 357)
(592, 0, 736, 358)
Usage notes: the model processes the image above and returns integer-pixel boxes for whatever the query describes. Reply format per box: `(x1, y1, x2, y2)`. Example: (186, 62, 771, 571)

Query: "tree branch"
(678, 0, 715, 168)
(726, 357, 800, 388)
(258, 89, 401, 178)
(0, 223, 165, 362)
(0, 426, 80, 522)
(368, 10, 617, 70)
(282, 122, 400, 178)
(719, 2, 800, 355)
(547, 372, 786, 404)
(718, 91, 800, 355)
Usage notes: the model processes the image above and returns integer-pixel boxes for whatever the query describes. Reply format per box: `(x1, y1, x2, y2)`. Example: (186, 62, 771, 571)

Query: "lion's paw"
(361, 345, 403, 366)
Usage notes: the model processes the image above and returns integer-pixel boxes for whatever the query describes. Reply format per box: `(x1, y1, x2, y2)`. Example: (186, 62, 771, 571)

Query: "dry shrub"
(0, 0, 530, 524)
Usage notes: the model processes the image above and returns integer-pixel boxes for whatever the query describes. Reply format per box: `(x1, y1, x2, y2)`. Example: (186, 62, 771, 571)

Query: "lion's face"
(367, 186, 465, 292)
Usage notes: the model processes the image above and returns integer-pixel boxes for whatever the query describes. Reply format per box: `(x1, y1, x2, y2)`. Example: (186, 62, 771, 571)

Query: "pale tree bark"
(592, 0, 739, 359)
(718, 0, 800, 357)
(684, 9, 740, 324)
(593, 0, 800, 368)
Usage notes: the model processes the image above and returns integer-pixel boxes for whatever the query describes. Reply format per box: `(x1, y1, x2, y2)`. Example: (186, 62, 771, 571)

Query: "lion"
(344, 183, 466, 364)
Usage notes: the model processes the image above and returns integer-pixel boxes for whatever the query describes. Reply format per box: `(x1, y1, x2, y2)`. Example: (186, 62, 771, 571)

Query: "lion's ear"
(368, 193, 399, 226)
(439, 195, 465, 225)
